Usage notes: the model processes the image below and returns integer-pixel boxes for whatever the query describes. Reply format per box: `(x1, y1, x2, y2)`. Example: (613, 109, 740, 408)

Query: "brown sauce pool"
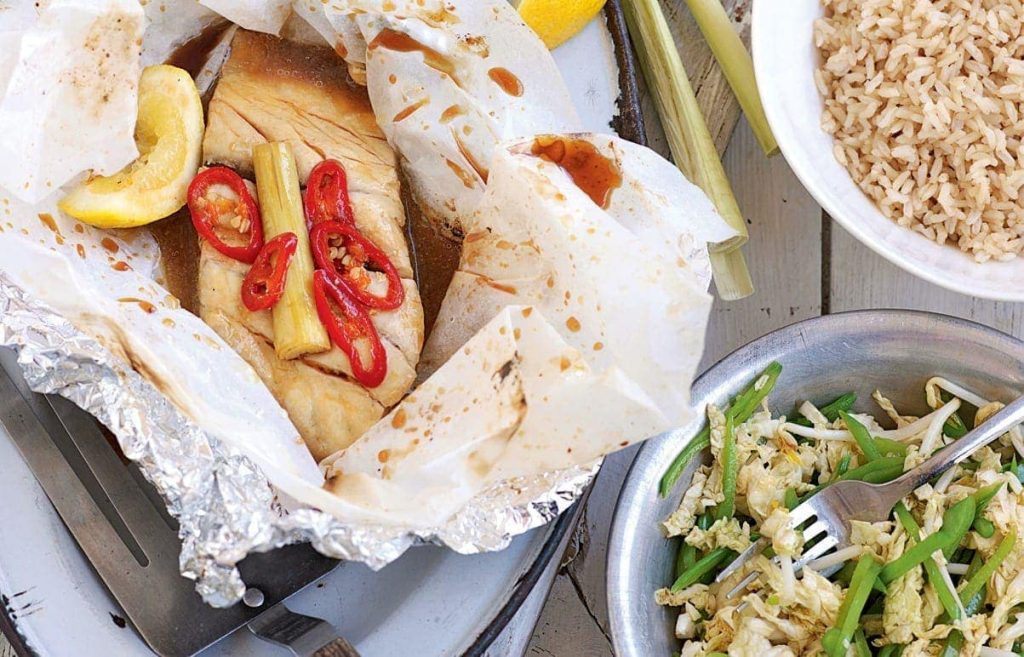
(401, 180, 460, 334)
(166, 18, 232, 79)
(529, 136, 622, 208)
(148, 209, 200, 314)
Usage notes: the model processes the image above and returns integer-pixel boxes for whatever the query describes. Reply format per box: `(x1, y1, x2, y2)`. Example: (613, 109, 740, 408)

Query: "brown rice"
(814, 0, 1024, 262)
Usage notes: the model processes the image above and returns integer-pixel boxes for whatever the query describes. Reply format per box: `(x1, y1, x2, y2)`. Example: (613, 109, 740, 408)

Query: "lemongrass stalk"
(684, 0, 778, 157)
(708, 250, 752, 301)
(253, 142, 330, 359)
(623, 0, 753, 300)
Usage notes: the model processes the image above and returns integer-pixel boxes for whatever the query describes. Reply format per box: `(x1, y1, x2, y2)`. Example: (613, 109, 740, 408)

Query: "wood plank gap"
(821, 211, 832, 315)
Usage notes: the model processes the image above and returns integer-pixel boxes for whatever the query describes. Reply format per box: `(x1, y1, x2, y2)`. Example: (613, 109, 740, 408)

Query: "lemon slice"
(58, 65, 203, 228)
(517, 0, 607, 49)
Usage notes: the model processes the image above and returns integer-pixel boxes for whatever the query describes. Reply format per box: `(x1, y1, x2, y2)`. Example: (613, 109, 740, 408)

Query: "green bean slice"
(959, 529, 1016, 604)
(874, 437, 908, 457)
(841, 411, 882, 462)
(716, 416, 738, 520)
(792, 391, 857, 427)
(853, 629, 872, 657)
(823, 554, 883, 657)
(893, 503, 961, 620)
(659, 362, 782, 496)
(670, 547, 735, 592)
(881, 496, 975, 584)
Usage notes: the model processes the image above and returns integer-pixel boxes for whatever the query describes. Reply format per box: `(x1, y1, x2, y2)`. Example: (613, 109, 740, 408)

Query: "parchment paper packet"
(0, 0, 737, 604)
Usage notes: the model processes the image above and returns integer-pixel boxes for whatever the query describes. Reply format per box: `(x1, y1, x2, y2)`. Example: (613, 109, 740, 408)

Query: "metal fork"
(716, 393, 1024, 597)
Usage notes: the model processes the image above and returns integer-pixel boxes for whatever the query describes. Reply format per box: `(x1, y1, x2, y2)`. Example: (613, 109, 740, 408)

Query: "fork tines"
(714, 500, 842, 600)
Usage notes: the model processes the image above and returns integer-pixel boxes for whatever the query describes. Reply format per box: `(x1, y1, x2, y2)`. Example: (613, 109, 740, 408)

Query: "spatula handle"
(248, 604, 361, 657)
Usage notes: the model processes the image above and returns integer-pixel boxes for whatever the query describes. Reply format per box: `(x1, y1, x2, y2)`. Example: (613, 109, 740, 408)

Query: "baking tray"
(0, 2, 644, 655)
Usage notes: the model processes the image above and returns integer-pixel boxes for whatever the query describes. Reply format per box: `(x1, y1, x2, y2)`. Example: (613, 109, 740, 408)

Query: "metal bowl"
(606, 310, 1024, 656)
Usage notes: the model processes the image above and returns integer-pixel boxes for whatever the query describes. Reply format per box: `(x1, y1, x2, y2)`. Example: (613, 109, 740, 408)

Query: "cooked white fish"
(199, 30, 423, 461)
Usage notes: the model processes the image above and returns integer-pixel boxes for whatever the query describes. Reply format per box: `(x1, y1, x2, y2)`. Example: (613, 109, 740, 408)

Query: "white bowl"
(751, 0, 1024, 302)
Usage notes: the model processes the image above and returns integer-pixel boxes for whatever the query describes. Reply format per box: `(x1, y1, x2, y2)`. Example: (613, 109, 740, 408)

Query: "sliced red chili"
(309, 220, 404, 311)
(241, 232, 298, 312)
(313, 270, 387, 388)
(187, 166, 264, 263)
(304, 159, 355, 228)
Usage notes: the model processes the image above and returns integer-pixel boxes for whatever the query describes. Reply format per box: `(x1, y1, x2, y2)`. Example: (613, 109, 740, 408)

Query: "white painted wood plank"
(485, 499, 588, 657)
(702, 119, 824, 366)
(526, 574, 614, 657)
(522, 447, 634, 657)
(829, 224, 1024, 337)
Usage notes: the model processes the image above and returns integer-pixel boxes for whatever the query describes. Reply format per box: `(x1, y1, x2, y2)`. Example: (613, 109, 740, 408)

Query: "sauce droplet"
(440, 105, 464, 123)
(112, 260, 131, 272)
(452, 130, 489, 183)
(101, 237, 120, 253)
(75, 244, 86, 258)
(529, 137, 622, 209)
(37, 213, 64, 244)
(369, 29, 458, 83)
(483, 277, 517, 295)
(488, 67, 523, 97)
(118, 297, 156, 314)
(393, 98, 429, 122)
(445, 158, 478, 189)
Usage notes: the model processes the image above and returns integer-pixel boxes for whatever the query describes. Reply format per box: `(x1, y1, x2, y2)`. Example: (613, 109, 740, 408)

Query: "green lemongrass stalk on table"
(683, 0, 778, 156)
(622, 0, 753, 300)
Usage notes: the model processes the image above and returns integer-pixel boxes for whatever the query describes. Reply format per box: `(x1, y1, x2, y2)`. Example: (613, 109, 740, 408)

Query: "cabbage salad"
(656, 363, 1024, 656)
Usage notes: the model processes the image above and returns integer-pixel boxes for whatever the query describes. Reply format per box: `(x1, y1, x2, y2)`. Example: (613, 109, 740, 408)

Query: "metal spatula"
(0, 350, 355, 656)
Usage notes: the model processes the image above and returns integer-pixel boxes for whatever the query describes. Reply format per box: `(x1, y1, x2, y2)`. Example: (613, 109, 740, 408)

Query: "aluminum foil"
(0, 0, 723, 610)
(0, 270, 598, 606)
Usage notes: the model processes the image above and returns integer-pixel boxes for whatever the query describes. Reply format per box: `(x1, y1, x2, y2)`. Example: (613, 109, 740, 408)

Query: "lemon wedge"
(518, 0, 607, 49)
(58, 65, 203, 228)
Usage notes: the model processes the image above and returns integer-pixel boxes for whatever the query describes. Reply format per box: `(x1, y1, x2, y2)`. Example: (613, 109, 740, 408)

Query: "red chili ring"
(309, 220, 404, 311)
(313, 270, 388, 388)
(304, 159, 355, 229)
(241, 232, 298, 312)
(187, 166, 264, 263)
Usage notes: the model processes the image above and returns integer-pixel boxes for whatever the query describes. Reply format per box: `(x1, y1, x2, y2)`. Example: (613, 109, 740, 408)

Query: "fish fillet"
(199, 30, 423, 461)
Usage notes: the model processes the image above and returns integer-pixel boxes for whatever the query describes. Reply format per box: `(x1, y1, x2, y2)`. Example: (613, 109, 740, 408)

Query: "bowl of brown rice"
(752, 0, 1024, 301)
